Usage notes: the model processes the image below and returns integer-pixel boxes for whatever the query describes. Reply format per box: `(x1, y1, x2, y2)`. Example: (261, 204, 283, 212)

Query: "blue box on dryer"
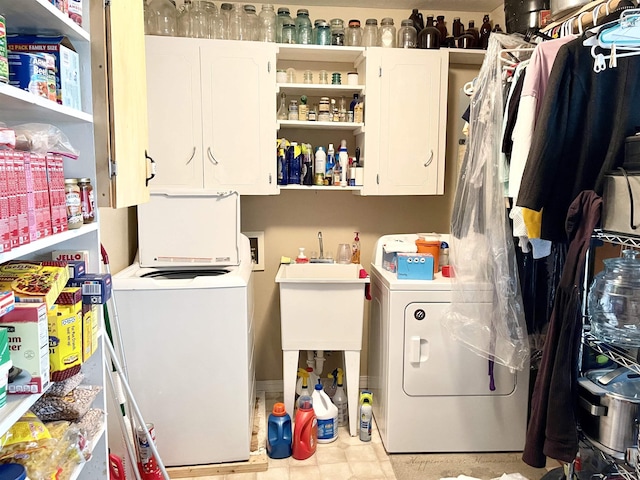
(396, 253, 434, 280)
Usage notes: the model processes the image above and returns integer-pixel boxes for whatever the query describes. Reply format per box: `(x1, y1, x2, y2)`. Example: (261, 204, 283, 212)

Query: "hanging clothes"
(522, 191, 602, 468)
(516, 36, 640, 242)
(446, 33, 531, 372)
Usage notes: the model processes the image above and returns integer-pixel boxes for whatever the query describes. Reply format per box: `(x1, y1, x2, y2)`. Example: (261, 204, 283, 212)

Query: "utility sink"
(275, 263, 367, 283)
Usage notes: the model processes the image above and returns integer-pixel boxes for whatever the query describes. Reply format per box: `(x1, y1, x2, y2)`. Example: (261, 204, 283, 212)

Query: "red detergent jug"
(292, 395, 317, 460)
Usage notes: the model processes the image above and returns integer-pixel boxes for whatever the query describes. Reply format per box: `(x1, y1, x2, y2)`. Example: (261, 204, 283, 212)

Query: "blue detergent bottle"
(267, 402, 292, 459)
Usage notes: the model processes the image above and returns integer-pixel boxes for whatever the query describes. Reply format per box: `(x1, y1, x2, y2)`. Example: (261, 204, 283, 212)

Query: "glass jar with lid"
(228, 3, 245, 40)
(64, 179, 83, 230)
(315, 20, 330, 45)
(295, 9, 313, 45)
(244, 5, 260, 41)
(77, 178, 95, 224)
(330, 18, 345, 46)
(345, 19, 362, 46)
(147, 0, 177, 36)
(362, 18, 378, 46)
(281, 20, 296, 44)
(276, 7, 292, 43)
(219, 3, 233, 39)
(258, 4, 277, 42)
(379, 17, 396, 48)
(318, 97, 331, 122)
(288, 100, 298, 120)
(398, 19, 417, 48)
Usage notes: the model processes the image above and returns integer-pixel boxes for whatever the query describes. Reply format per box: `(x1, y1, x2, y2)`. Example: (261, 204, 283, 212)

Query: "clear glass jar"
(288, 100, 298, 120)
(379, 17, 396, 48)
(318, 69, 329, 84)
(244, 5, 259, 41)
(295, 9, 312, 45)
(64, 179, 83, 230)
(276, 7, 292, 43)
(258, 4, 276, 42)
(589, 250, 640, 347)
(219, 3, 233, 39)
(210, 6, 225, 39)
(147, 0, 177, 36)
(177, 0, 192, 37)
(282, 21, 296, 44)
(330, 18, 345, 46)
(312, 19, 321, 44)
(185, 0, 216, 38)
(316, 20, 331, 46)
(318, 96, 331, 121)
(228, 3, 246, 40)
(398, 19, 417, 48)
(277, 92, 288, 120)
(345, 19, 362, 46)
(362, 18, 378, 47)
(77, 178, 95, 224)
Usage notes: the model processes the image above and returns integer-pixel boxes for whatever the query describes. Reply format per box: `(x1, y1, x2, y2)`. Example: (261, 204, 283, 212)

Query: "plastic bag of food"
(48, 373, 84, 397)
(32, 385, 102, 422)
(11, 123, 79, 159)
(43, 423, 88, 480)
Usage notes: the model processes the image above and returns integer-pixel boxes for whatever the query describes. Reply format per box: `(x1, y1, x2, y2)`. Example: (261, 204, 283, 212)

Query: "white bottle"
(314, 146, 326, 186)
(295, 367, 318, 397)
(338, 139, 349, 187)
(359, 391, 373, 442)
(332, 369, 348, 427)
(326, 143, 335, 181)
(312, 380, 338, 443)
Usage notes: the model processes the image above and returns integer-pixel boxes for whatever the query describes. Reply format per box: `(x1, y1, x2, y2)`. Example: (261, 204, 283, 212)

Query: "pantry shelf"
(0, 384, 52, 438)
(446, 48, 486, 66)
(279, 185, 363, 191)
(277, 83, 365, 95)
(0, 0, 89, 43)
(277, 120, 364, 132)
(69, 422, 107, 480)
(592, 230, 640, 248)
(0, 223, 99, 265)
(277, 44, 365, 63)
(0, 83, 93, 124)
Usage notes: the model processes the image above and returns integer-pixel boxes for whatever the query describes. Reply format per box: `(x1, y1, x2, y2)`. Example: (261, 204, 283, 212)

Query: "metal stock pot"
(578, 368, 640, 458)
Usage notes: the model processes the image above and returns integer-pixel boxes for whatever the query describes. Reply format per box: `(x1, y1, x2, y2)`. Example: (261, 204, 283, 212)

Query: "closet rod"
(541, 0, 628, 33)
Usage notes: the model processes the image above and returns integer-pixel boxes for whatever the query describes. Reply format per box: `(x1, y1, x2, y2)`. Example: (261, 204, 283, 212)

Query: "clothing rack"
(542, 0, 632, 34)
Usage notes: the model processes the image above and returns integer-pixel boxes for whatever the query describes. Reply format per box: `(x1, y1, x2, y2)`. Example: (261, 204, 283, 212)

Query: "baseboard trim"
(257, 376, 369, 393)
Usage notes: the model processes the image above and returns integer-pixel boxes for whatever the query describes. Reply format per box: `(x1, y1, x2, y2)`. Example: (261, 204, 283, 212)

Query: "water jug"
(267, 403, 292, 459)
(589, 249, 640, 347)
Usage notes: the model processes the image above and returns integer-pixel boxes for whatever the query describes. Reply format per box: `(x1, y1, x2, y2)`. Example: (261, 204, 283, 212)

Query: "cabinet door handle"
(185, 146, 196, 166)
(424, 150, 434, 167)
(145, 150, 156, 186)
(207, 147, 219, 165)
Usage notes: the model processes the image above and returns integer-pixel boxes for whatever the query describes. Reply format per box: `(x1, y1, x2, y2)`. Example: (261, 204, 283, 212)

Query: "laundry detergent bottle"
(267, 402, 292, 459)
(312, 380, 338, 443)
(292, 395, 317, 460)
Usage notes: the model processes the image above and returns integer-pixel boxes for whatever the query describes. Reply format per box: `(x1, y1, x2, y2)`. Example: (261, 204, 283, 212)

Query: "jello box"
(0, 261, 69, 310)
(68, 273, 111, 304)
(0, 302, 50, 394)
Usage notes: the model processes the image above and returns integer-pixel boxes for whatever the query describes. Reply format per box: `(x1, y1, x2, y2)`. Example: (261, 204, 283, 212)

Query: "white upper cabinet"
(362, 48, 448, 196)
(145, 37, 277, 195)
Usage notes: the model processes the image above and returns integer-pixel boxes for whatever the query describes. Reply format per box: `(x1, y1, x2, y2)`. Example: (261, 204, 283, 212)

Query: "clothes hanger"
(588, 8, 640, 72)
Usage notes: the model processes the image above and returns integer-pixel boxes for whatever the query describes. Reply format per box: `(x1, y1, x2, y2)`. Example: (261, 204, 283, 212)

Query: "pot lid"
(586, 368, 640, 400)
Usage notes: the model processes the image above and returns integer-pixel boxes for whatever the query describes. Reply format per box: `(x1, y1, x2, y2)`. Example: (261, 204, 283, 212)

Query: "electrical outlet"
(243, 231, 264, 271)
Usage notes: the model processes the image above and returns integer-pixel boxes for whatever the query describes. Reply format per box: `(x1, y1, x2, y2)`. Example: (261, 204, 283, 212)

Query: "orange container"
(415, 239, 440, 274)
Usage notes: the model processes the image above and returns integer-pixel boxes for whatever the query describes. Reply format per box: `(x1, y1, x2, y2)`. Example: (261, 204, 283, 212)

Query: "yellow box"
(48, 301, 82, 381)
(90, 304, 99, 358)
(81, 304, 92, 362)
(0, 261, 69, 310)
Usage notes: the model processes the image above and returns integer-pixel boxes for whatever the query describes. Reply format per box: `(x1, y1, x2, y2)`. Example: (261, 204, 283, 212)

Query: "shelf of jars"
(0, 82, 92, 125)
(276, 83, 365, 96)
(277, 120, 364, 133)
(277, 44, 365, 64)
(0, 0, 89, 43)
(0, 223, 99, 265)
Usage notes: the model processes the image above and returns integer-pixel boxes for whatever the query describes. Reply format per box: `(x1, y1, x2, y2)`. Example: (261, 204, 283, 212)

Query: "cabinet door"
(145, 36, 204, 191)
(200, 41, 277, 195)
(369, 49, 448, 195)
(92, 0, 150, 207)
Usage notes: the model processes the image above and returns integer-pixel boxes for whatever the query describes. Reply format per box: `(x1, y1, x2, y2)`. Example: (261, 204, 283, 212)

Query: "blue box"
(397, 253, 434, 280)
(7, 52, 50, 98)
(65, 260, 85, 280)
(68, 273, 112, 304)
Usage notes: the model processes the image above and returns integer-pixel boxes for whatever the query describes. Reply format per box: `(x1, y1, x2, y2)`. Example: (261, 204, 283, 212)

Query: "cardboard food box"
(68, 273, 111, 304)
(49, 293, 82, 382)
(52, 250, 90, 265)
(0, 261, 69, 310)
(0, 303, 50, 394)
(7, 51, 50, 99)
(7, 35, 81, 110)
(396, 253, 435, 280)
(0, 291, 15, 317)
(81, 303, 96, 362)
(0, 327, 11, 408)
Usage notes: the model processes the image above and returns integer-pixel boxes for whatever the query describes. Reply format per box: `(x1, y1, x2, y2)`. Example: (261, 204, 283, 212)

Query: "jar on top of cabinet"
(64, 179, 83, 230)
(379, 17, 396, 48)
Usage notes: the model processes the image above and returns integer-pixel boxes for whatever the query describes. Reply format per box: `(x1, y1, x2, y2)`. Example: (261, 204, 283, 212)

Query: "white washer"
(368, 234, 529, 453)
(111, 193, 255, 466)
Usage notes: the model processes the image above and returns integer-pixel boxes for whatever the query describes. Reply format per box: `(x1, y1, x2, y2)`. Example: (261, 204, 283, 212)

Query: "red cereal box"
(14, 152, 29, 246)
(0, 152, 10, 253)
(5, 150, 18, 249)
(24, 154, 37, 243)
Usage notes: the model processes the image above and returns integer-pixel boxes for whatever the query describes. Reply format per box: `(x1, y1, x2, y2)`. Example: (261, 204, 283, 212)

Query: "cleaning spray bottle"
(312, 379, 338, 443)
(296, 368, 313, 401)
(325, 368, 338, 398)
(351, 232, 361, 264)
(326, 143, 335, 185)
(359, 391, 373, 442)
(292, 394, 317, 460)
(333, 368, 348, 427)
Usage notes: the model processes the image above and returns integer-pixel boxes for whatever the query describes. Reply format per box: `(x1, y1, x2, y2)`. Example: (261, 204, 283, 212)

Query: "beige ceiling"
(273, 0, 504, 12)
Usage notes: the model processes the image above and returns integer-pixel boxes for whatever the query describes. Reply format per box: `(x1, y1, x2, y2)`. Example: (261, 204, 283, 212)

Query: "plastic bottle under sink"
(312, 380, 338, 443)
(296, 367, 318, 397)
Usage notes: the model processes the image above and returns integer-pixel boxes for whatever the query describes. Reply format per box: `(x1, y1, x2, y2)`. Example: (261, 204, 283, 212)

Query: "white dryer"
(368, 234, 529, 453)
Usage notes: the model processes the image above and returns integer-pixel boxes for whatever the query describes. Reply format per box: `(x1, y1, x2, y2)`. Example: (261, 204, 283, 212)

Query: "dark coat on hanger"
(517, 35, 640, 242)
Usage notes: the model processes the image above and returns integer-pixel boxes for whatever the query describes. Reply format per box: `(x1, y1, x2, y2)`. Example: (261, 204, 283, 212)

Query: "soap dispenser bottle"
(351, 232, 361, 264)
(296, 247, 309, 263)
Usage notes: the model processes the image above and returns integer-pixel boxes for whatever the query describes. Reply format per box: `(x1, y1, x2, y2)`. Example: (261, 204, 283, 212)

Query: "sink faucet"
(318, 231, 324, 259)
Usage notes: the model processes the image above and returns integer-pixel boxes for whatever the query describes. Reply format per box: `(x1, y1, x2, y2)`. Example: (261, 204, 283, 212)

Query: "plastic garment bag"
(443, 33, 531, 371)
